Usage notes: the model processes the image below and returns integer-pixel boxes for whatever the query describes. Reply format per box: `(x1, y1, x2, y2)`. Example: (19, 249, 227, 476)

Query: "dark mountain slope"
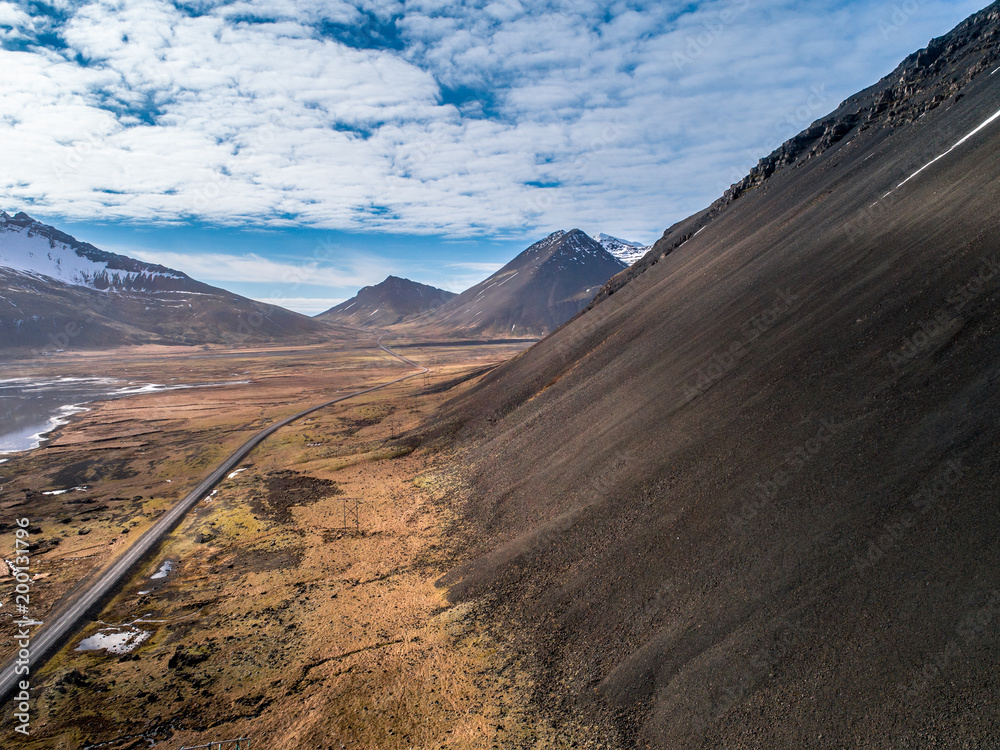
(0, 213, 346, 350)
(402, 230, 625, 337)
(431, 5, 1000, 748)
(316, 275, 455, 327)
(592, 2, 1000, 309)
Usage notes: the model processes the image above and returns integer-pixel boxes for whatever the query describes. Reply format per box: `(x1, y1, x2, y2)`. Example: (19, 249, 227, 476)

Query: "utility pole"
(340, 497, 361, 532)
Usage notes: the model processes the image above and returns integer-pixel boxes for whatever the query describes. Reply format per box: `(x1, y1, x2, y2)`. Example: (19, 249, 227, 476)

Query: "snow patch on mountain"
(0, 211, 186, 292)
(595, 233, 651, 266)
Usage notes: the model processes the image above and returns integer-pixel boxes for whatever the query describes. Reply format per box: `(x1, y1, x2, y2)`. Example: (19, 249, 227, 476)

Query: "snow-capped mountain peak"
(595, 233, 651, 266)
(0, 211, 190, 293)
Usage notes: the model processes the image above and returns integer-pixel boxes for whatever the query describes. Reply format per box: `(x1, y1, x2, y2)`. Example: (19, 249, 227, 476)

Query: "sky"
(0, 0, 989, 314)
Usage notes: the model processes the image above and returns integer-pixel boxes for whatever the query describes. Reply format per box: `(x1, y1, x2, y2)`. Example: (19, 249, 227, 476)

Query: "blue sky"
(0, 0, 989, 313)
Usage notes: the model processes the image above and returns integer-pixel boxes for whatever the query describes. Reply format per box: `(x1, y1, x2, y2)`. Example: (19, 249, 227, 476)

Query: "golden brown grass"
(0, 339, 534, 749)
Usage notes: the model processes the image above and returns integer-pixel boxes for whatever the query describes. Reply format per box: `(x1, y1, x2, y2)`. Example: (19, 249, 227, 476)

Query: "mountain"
(430, 4, 1000, 747)
(0, 212, 342, 350)
(595, 233, 650, 266)
(0, 211, 214, 294)
(315, 275, 455, 327)
(401, 229, 626, 337)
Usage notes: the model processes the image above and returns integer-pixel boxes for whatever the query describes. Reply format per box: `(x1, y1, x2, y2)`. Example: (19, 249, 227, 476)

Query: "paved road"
(0, 341, 426, 703)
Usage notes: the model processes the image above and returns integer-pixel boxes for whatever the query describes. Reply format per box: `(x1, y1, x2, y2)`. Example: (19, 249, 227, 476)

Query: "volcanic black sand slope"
(0, 212, 346, 350)
(316, 275, 456, 327)
(402, 229, 626, 338)
(433, 4, 1000, 748)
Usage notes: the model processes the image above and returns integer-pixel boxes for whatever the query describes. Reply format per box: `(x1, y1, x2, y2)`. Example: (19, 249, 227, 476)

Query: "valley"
(2, 1, 1000, 747)
(0, 339, 538, 749)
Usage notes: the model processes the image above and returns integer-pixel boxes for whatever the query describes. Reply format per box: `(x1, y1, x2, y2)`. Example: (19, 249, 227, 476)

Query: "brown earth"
(0, 339, 553, 749)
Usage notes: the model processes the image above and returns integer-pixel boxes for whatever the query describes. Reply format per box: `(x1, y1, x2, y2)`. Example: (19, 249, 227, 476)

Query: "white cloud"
(127, 248, 387, 291)
(0, 0, 989, 241)
(0, 2, 32, 32)
(445, 261, 505, 273)
(256, 296, 344, 315)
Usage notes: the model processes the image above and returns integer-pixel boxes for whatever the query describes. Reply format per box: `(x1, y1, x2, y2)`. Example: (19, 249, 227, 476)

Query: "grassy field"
(0, 338, 544, 749)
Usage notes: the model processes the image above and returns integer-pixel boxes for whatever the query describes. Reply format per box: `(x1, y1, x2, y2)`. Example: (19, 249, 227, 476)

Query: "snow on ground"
(109, 380, 250, 396)
(42, 486, 88, 496)
(151, 560, 174, 580)
(888, 105, 1000, 195)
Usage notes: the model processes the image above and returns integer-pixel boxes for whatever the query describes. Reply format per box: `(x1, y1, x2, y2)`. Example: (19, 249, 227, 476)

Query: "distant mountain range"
(321, 229, 636, 338)
(0, 212, 340, 350)
(316, 275, 455, 327)
(398, 229, 627, 337)
(0, 211, 645, 349)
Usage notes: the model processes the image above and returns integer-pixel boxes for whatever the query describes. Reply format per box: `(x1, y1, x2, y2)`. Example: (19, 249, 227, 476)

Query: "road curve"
(0, 341, 426, 703)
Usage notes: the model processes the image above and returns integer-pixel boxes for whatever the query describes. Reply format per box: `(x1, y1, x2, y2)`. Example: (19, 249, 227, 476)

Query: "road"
(0, 340, 426, 703)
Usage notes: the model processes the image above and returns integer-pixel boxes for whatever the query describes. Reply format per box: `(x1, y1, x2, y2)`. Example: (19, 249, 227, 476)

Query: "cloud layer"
(0, 0, 988, 241)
